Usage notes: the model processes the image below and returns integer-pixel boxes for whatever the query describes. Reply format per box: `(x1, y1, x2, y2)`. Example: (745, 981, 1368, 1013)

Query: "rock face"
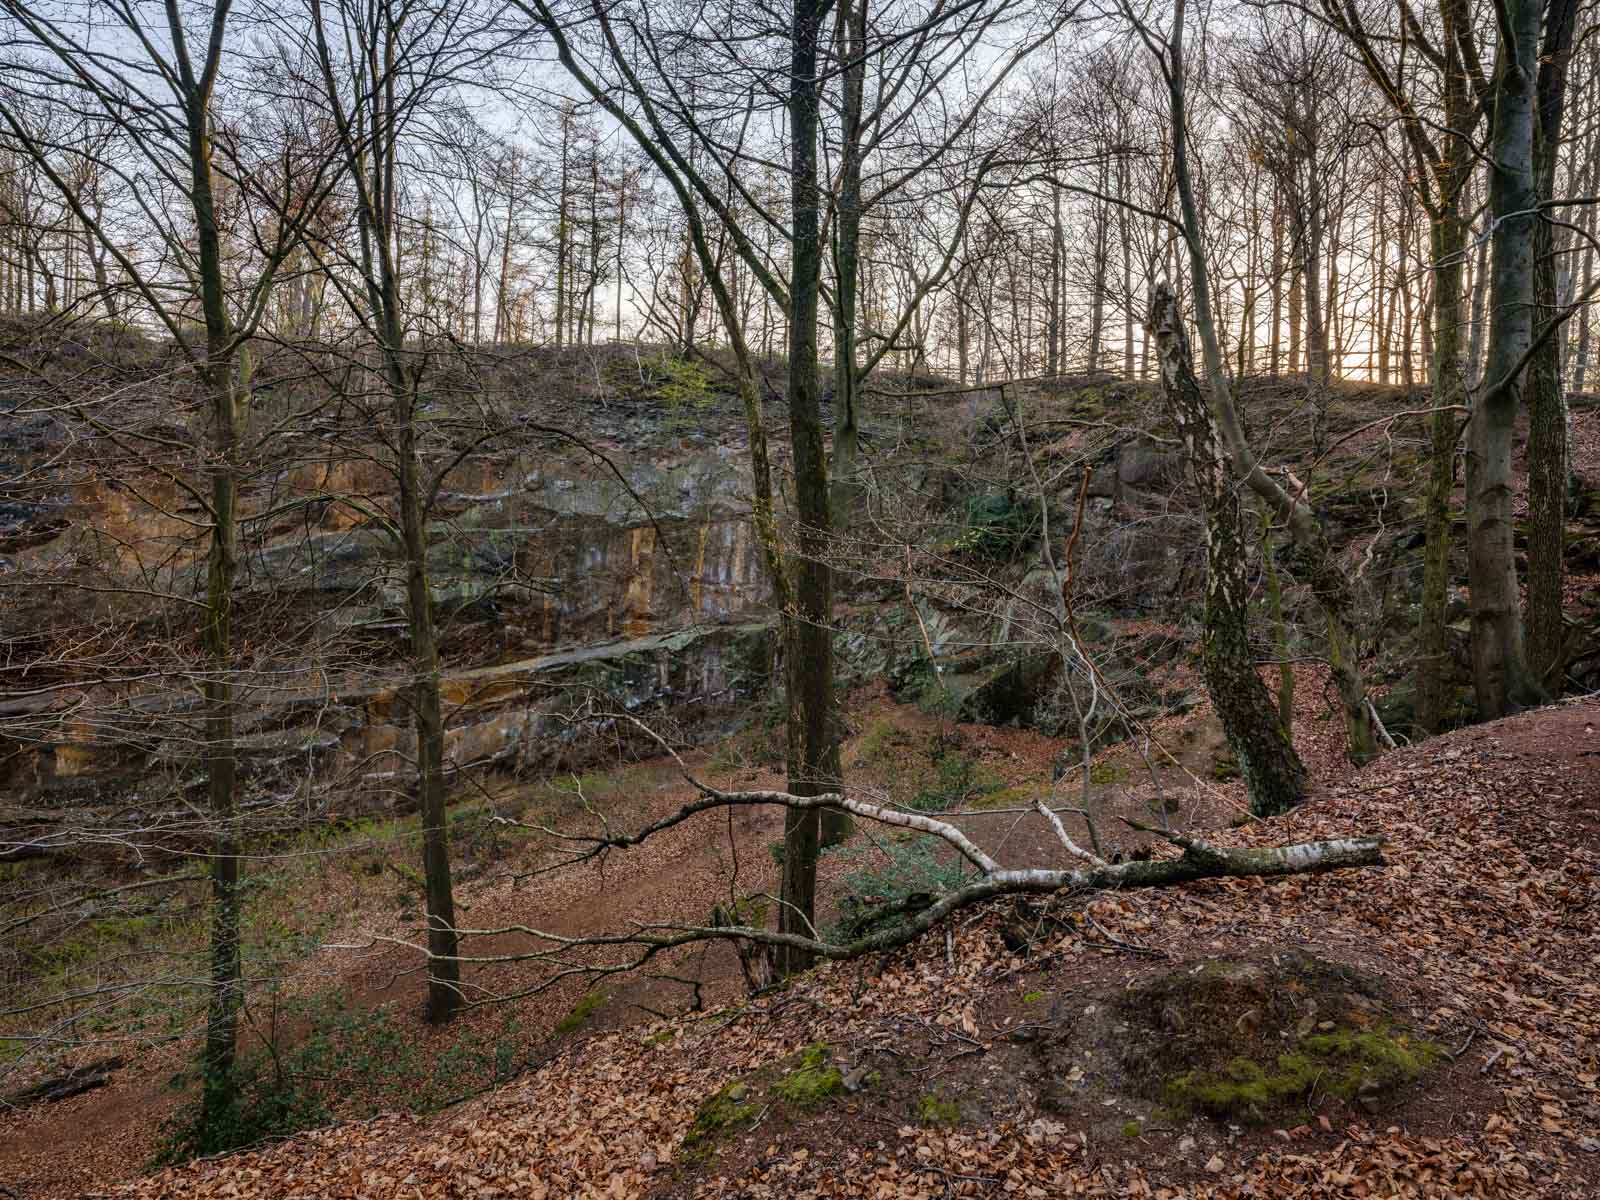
(4, 426, 781, 808)
(7, 376, 1217, 810)
(25, 362, 1523, 814)
(246, 447, 771, 646)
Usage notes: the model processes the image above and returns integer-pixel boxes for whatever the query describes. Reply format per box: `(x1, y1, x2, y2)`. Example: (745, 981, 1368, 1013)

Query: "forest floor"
(5, 377, 1600, 1197)
(4, 674, 1598, 1198)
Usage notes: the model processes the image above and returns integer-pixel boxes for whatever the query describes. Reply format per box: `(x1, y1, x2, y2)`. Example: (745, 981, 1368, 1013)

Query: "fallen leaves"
(103, 698, 1600, 1199)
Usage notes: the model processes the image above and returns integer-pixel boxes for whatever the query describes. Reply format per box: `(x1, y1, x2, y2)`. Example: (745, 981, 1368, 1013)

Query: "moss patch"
(775, 1043, 845, 1105)
(682, 1083, 758, 1155)
(553, 990, 607, 1035)
(1164, 1029, 1439, 1120)
(918, 1092, 963, 1126)
(1106, 953, 1441, 1124)
(1089, 760, 1131, 785)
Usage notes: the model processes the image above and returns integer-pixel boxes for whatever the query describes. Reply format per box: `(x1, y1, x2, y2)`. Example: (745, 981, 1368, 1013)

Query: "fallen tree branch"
(375, 819, 1383, 1006)
(456, 826, 1373, 965)
(4, 1056, 123, 1107)
(1033, 798, 1107, 867)
(425, 714, 1388, 1003)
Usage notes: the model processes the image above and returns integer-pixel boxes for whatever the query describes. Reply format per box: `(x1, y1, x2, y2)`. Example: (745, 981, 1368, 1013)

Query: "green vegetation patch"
(156, 990, 524, 1164)
(911, 737, 1004, 813)
(682, 1082, 759, 1155)
(774, 1043, 845, 1105)
(830, 833, 969, 941)
(1111, 953, 1441, 1125)
(1089, 760, 1131, 785)
(936, 491, 1040, 563)
(918, 1092, 963, 1126)
(554, 990, 608, 1035)
(1164, 1029, 1440, 1120)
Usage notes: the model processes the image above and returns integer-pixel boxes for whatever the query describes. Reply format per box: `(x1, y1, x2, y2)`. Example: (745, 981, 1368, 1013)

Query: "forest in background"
(3, 0, 1600, 1194)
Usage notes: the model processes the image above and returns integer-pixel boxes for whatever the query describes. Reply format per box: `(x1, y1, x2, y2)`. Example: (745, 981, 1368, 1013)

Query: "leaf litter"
(99, 695, 1600, 1198)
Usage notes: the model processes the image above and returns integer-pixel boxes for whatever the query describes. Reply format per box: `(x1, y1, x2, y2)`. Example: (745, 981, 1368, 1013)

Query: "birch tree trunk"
(1159, 0, 1377, 764)
(1149, 284, 1306, 815)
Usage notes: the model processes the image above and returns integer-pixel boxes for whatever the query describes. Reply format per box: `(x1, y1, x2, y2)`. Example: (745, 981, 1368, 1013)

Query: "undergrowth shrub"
(829, 834, 969, 940)
(939, 491, 1039, 562)
(910, 740, 1003, 812)
(155, 990, 523, 1165)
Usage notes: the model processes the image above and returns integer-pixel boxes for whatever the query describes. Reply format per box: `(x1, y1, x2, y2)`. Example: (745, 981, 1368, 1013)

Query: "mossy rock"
(1106, 953, 1441, 1124)
(1210, 748, 1242, 782)
(775, 1043, 845, 1105)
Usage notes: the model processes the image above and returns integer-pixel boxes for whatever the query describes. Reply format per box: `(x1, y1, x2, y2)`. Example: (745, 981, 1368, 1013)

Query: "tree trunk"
(188, 86, 243, 1141)
(1525, 0, 1580, 689)
(398, 387, 461, 1024)
(1288, 262, 1303, 374)
(1416, 217, 1467, 735)
(554, 112, 570, 350)
(1469, 0, 1547, 719)
(1047, 187, 1062, 378)
(1575, 204, 1594, 392)
(1269, 185, 1284, 378)
(1263, 505, 1294, 735)
(956, 269, 969, 384)
(1376, 194, 1393, 385)
(778, 0, 841, 974)
(1149, 284, 1306, 816)
(1088, 161, 1108, 373)
(827, 0, 865, 548)
(1163, 0, 1376, 765)
(1467, 217, 1491, 388)
(1121, 172, 1135, 379)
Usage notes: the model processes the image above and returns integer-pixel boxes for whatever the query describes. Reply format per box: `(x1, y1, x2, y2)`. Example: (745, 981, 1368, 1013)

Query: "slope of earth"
(105, 697, 1600, 1199)
(0, 666, 1252, 1199)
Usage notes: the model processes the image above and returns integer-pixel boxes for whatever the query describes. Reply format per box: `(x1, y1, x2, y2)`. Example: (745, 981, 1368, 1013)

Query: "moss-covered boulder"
(774, 1043, 845, 1105)
(1034, 953, 1442, 1129)
(1109, 954, 1441, 1124)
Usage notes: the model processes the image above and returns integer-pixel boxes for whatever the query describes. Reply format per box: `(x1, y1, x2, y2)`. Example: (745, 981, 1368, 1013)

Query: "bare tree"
(0, 0, 338, 1131)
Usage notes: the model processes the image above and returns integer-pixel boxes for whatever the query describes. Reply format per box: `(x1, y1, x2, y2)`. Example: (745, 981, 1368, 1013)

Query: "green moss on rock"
(775, 1043, 845, 1105)
(553, 990, 607, 1035)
